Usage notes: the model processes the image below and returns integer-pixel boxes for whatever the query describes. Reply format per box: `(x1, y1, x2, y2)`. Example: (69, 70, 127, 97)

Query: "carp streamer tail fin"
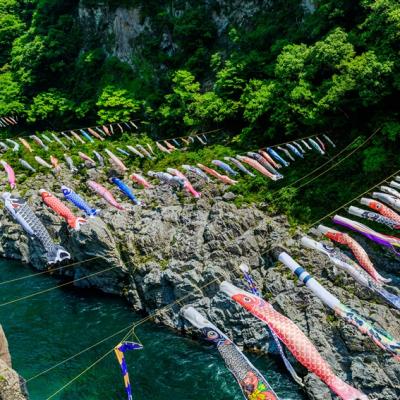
(47, 245, 71, 264)
(69, 216, 87, 231)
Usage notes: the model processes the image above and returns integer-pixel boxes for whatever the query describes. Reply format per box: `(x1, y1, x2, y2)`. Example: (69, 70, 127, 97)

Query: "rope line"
(0, 256, 103, 287)
(294, 128, 381, 191)
(0, 265, 118, 308)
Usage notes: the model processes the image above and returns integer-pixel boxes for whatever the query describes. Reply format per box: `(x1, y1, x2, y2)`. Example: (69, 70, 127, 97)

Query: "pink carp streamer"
(332, 215, 400, 256)
(87, 180, 125, 210)
(167, 168, 201, 198)
(220, 281, 368, 400)
(318, 224, 390, 284)
(1, 161, 16, 189)
(197, 164, 238, 185)
(236, 156, 278, 180)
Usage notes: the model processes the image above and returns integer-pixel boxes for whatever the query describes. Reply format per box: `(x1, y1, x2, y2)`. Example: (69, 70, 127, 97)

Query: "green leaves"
(96, 86, 141, 124)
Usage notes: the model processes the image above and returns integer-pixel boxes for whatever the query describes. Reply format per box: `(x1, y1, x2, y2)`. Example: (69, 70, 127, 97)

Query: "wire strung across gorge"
(0, 255, 103, 287)
(0, 264, 119, 308)
(22, 277, 221, 399)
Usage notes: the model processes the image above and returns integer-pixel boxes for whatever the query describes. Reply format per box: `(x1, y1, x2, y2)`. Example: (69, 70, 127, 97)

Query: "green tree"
(96, 86, 141, 124)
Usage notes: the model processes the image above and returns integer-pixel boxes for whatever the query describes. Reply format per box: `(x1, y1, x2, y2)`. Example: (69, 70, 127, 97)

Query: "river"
(0, 259, 305, 399)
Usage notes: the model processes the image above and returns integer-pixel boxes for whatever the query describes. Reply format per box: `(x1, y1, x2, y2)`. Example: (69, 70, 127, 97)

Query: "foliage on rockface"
(0, 0, 399, 222)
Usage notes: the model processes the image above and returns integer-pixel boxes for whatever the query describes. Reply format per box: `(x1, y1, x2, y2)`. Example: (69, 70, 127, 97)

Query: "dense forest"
(0, 0, 399, 221)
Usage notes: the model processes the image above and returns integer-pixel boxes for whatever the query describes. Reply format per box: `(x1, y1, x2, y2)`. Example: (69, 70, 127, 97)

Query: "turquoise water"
(0, 259, 305, 399)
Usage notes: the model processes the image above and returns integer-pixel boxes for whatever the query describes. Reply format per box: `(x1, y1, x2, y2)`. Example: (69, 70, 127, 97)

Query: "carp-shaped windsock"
(279, 251, 400, 359)
(301, 236, 400, 310)
(219, 281, 368, 400)
(182, 306, 280, 400)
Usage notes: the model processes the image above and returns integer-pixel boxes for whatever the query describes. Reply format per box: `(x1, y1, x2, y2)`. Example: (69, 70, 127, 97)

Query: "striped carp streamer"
(181, 165, 211, 181)
(197, 164, 238, 185)
(372, 192, 400, 212)
(301, 139, 312, 150)
(277, 146, 295, 162)
(236, 156, 278, 181)
(360, 197, 400, 224)
(64, 154, 78, 173)
(5, 139, 19, 152)
(156, 142, 171, 153)
(88, 127, 104, 141)
(332, 214, 400, 255)
(87, 180, 125, 210)
(308, 138, 324, 155)
(348, 206, 400, 230)
(39, 189, 86, 230)
(0, 115, 18, 126)
(266, 148, 289, 167)
(391, 181, 400, 191)
(79, 129, 94, 142)
(50, 156, 61, 172)
(220, 281, 368, 400)
(148, 171, 185, 188)
(316, 136, 326, 151)
(323, 134, 336, 148)
(212, 160, 238, 176)
(380, 185, 400, 199)
(293, 141, 305, 154)
(93, 151, 105, 167)
(247, 152, 283, 178)
(61, 185, 99, 217)
(41, 134, 53, 144)
(35, 156, 52, 169)
(130, 173, 152, 189)
(30, 135, 49, 151)
(164, 140, 176, 151)
(318, 225, 390, 284)
(239, 264, 303, 386)
(62, 132, 75, 145)
(127, 146, 145, 158)
(259, 150, 281, 169)
(1, 161, 16, 189)
(70, 130, 85, 144)
(223, 157, 255, 177)
(114, 341, 143, 400)
(111, 177, 141, 205)
(136, 145, 154, 160)
(286, 144, 303, 159)
(167, 168, 201, 198)
(78, 152, 96, 167)
(301, 237, 400, 310)
(1, 193, 70, 264)
(19, 159, 36, 173)
(278, 251, 400, 360)
(182, 306, 280, 400)
(51, 133, 68, 150)
(105, 149, 128, 173)
(117, 147, 131, 157)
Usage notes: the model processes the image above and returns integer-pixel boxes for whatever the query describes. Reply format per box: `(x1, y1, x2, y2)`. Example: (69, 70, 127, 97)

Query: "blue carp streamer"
(114, 341, 143, 400)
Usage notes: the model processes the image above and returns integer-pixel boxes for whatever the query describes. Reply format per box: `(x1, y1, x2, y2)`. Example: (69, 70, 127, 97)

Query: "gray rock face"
(0, 326, 28, 400)
(0, 167, 399, 399)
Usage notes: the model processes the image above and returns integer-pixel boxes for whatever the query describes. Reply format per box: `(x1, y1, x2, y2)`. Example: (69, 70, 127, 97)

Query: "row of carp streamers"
(180, 175, 400, 400)
(2, 133, 344, 400)
(0, 129, 338, 399)
(0, 115, 19, 128)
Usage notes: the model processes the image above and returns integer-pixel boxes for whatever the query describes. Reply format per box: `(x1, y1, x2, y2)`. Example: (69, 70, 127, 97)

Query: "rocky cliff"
(0, 167, 399, 399)
(0, 326, 27, 400)
(78, 0, 314, 66)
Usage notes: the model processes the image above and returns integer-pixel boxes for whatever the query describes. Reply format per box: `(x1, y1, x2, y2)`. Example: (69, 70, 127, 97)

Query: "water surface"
(0, 259, 305, 399)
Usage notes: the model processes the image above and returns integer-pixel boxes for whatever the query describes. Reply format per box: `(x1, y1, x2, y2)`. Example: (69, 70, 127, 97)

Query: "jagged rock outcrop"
(0, 167, 399, 399)
(0, 326, 27, 400)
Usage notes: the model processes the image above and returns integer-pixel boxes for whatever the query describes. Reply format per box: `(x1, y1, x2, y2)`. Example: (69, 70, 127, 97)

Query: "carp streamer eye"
(243, 297, 252, 303)
(207, 331, 218, 340)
